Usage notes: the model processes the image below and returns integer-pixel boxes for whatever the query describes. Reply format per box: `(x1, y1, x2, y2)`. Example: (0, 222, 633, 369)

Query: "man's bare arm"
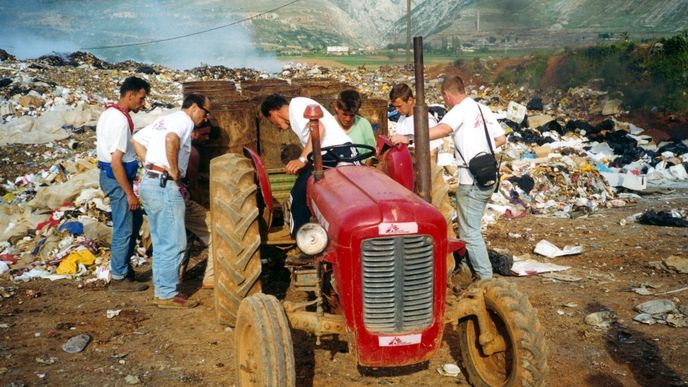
(111, 150, 138, 211)
(165, 132, 181, 181)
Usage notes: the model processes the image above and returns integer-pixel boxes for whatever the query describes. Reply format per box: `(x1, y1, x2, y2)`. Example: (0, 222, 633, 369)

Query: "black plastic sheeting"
(508, 174, 535, 193)
(507, 128, 555, 145)
(657, 139, 688, 156)
(638, 210, 688, 227)
(488, 250, 514, 276)
(527, 97, 544, 111)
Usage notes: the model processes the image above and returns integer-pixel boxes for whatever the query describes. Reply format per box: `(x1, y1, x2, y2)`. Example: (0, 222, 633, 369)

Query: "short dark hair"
(120, 76, 150, 98)
(441, 75, 466, 95)
(335, 89, 362, 113)
(182, 93, 207, 109)
(260, 94, 289, 118)
(389, 83, 413, 102)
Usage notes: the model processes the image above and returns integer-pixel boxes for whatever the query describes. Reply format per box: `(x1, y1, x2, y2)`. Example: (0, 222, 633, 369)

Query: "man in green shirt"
(333, 89, 376, 156)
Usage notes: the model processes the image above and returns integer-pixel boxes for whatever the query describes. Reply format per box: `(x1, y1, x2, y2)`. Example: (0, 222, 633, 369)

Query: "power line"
(82, 0, 299, 50)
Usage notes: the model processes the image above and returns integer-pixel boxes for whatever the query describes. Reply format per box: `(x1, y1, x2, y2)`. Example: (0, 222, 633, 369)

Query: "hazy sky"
(0, 1, 282, 71)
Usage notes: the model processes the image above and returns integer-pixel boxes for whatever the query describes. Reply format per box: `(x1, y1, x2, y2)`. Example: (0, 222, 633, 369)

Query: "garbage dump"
(1, 50, 687, 287)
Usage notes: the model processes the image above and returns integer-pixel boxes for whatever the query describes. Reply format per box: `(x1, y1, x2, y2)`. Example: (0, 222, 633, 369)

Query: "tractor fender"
(243, 147, 274, 218)
(376, 136, 414, 192)
(448, 237, 466, 256)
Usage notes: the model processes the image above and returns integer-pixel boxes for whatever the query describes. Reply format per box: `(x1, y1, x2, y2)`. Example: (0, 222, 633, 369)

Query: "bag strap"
(455, 103, 494, 167)
(105, 103, 134, 134)
(477, 105, 495, 156)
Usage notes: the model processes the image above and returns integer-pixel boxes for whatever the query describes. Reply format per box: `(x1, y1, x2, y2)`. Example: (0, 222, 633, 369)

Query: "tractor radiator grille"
(361, 235, 434, 333)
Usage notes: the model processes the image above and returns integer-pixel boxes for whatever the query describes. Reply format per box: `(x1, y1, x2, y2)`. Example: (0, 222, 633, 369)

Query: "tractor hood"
(307, 166, 444, 246)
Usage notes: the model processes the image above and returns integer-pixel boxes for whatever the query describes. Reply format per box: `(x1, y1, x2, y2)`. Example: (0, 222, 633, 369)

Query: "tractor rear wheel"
(235, 293, 295, 387)
(458, 279, 548, 386)
(210, 153, 262, 326)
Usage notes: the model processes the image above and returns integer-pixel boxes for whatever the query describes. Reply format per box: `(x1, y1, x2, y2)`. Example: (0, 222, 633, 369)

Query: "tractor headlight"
(296, 223, 328, 256)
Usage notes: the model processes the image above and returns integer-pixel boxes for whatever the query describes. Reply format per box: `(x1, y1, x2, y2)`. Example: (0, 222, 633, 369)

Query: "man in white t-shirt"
(134, 93, 211, 308)
(132, 121, 215, 290)
(260, 94, 353, 237)
(389, 83, 443, 152)
(96, 76, 150, 293)
(392, 76, 506, 280)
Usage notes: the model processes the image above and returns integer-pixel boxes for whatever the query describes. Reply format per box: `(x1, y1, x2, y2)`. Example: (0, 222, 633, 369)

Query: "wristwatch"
(298, 155, 307, 163)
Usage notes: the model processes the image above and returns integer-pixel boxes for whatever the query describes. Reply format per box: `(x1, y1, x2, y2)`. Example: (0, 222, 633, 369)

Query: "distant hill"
(1, 0, 687, 67)
(397, 0, 688, 50)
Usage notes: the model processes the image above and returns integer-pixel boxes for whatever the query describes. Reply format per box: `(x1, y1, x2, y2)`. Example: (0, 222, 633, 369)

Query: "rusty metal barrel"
(292, 78, 352, 98)
(183, 80, 241, 102)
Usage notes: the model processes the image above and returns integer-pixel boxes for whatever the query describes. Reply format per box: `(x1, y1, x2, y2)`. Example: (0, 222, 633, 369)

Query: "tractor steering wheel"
(307, 144, 376, 165)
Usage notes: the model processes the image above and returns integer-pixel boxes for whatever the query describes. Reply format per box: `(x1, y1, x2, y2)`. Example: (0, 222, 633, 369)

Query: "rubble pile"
(1, 50, 687, 286)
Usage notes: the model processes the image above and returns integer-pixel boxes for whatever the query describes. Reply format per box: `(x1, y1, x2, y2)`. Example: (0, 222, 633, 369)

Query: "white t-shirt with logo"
(288, 97, 352, 148)
(133, 110, 194, 178)
(396, 113, 443, 151)
(96, 108, 137, 163)
(440, 98, 505, 185)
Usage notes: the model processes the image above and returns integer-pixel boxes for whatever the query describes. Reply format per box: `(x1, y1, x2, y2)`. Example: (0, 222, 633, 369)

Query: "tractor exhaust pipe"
(305, 104, 325, 181)
(412, 36, 431, 203)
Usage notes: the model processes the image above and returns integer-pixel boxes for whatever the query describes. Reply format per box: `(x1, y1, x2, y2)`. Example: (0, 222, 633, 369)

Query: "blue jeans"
(99, 169, 143, 280)
(456, 183, 494, 279)
(139, 174, 186, 299)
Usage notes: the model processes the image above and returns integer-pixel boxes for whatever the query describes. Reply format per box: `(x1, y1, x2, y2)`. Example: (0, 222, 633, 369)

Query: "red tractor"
(208, 100, 548, 385)
(204, 36, 546, 386)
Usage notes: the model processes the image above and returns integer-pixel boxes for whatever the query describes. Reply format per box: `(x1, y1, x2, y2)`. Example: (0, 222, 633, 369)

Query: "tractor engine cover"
(307, 166, 449, 367)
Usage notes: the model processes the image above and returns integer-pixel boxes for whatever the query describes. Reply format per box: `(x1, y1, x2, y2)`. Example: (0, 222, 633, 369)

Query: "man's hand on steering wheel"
(307, 143, 376, 165)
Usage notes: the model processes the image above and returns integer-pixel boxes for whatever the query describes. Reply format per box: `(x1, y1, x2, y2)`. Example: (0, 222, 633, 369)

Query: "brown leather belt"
(147, 164, 166, 173)
(145, 171, 161, 179)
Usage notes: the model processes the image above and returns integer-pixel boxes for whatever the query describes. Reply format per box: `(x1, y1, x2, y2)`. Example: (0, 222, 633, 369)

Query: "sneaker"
(110, 278, 149, 292)
(154, 294, 199, 309)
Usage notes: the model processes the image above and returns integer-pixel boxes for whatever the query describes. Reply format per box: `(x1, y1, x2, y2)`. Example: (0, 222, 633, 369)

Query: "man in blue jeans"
(392, 76, 505, 280)
(135, 94, 211, 308)
(96, 76, 150, 292)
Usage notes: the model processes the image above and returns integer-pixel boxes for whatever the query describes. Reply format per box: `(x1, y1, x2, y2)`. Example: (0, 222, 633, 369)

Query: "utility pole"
(406, 0, 411, 65)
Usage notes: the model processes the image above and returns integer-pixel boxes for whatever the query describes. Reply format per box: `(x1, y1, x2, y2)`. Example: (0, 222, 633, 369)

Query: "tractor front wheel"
(457, 279, 548, 386)
(234, 293, 295, 387)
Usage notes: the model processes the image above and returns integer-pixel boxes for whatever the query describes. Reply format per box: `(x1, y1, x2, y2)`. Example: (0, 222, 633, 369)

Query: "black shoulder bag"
(456, 105, 500, 190)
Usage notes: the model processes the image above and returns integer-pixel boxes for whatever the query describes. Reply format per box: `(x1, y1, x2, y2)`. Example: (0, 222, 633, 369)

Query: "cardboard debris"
(511, 258, 571, 276)
(534, 240, 584, 258)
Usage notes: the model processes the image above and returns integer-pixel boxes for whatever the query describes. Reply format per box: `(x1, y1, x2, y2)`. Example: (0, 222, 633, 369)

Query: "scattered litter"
(511, 257, 571, 276)
(630, 286, 654, 296)
(666, 314, 688, 328)
(437, 363, 462, 377)
(35, 356, 57, 365)
(106, 309, 122, 319)
(633, 313, 656, 325)
(659, 286, 688, 295)
(541, 272, 582, 282)
(563, 302, 578, 308)
(663, 255, 688, 274)
(125, 375, 141, 385)
(62, 333, 91, 353)
(638, 209, 688, 228)
(13, 268, 71, 282)
(634, 299, 676, 315)
(585, 311, 616, 329)
(534, 240, 584, 258)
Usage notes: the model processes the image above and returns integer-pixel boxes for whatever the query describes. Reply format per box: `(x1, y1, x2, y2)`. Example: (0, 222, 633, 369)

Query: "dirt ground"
(1, 187, 687, 386)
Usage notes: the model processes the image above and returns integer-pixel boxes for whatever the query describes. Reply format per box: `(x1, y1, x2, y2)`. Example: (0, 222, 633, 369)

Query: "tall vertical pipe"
(412, 36, 431, 203)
